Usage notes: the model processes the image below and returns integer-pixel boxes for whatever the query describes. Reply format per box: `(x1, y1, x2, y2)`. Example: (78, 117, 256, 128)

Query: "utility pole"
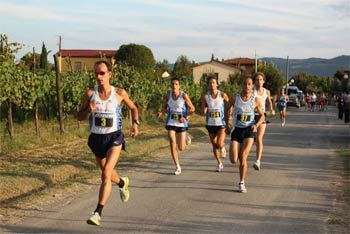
(286, 56, 289, 95)
(255, 49, 257, 73)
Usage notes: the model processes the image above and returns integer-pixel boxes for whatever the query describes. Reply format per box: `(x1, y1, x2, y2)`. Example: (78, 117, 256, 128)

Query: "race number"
(95, 117, 113, 127)
(209, 111, 221, 118)
(237, 114, 251, 122)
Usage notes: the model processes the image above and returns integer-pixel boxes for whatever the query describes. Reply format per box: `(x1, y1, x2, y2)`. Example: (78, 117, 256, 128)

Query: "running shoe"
(238, 182, 247, 193)
(86, 212, 101, 226)
(174, 165, 182, 175)
(120, 176, 130, 202)
(253, 161, 260, 171)
(216, 163, 224, 172)
(185, 134, 192, 145)
(220, 147, 226, 158)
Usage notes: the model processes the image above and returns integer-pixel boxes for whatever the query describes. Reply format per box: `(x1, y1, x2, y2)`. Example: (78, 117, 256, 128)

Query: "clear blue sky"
(1, 0, 349, 63)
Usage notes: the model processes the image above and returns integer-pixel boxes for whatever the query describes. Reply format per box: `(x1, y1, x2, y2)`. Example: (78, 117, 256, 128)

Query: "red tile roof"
(223, 57, 255, 65)
(58, 49, 117, 57)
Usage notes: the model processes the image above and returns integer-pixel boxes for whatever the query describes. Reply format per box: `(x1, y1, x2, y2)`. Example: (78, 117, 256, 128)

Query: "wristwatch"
(134, 120, 140, 125)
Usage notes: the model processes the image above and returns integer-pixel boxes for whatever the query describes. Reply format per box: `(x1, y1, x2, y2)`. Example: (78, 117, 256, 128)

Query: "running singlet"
(165, 91, 188, 128)
(89, 86, 122, 134)
(206, 90, 226, 126)
(233, 92, 255, 128)
(278, 95, 287, 108)
(253, 87, 267, 114)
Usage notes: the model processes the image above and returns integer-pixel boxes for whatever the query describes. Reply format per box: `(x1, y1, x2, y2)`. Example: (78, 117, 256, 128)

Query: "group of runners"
(77, 60, 279, 226)
(304, 92, 328, 112)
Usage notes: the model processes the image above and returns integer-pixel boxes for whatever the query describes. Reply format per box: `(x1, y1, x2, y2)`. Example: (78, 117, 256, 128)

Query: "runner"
(200, 76, 229, 172)
(276, 88, 289, 126)
(158, 77, 195, 175)
(77, 60, 139, 226)
(224, 77, 265, 193)
(253, 72, 275, 171)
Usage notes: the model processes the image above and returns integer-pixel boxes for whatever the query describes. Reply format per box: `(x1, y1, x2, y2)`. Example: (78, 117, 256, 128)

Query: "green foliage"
(115, 43, 155, 75)
(291, 72, 332, 94)
(257, 62, 285, 95)
(172, 55, 195, 80)
(40, 42, 51, 70)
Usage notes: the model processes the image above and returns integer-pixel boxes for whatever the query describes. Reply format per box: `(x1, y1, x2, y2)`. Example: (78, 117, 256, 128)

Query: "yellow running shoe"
(120, 176, 130, 202)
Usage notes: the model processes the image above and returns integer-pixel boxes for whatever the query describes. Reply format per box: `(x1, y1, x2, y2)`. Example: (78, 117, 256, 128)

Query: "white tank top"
(233, 92, 255, 128)
(206, 90, 226, 126)
(89, 86, 122, 134)
(253, 87, 267, 113)
(165, 91, 188, 127)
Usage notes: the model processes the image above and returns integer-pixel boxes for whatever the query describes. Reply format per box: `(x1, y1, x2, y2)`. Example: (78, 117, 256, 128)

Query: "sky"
(0, 0, 349, 64)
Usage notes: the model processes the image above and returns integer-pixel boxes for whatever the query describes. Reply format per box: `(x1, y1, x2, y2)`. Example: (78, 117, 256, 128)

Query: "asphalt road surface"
(2, 106, 349, 233)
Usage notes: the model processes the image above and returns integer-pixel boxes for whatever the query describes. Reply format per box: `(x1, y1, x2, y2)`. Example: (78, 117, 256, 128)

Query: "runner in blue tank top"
(224, 77, 265, 193)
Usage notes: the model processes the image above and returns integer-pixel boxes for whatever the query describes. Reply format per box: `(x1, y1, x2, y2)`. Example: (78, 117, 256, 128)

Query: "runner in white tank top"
(252, 72, 275, 171)
(158, 77, 195, 175)
(201, 77, 229, 172)
(224, 77, 265, 193)
(77, 60, 139, 226)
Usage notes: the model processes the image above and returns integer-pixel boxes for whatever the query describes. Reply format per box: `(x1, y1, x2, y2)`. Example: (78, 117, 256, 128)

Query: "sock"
(94, 204, 104, 216)
(256, 160, 260, 163)
(118, 178, 125, 188)
(240, 181, 244, 184)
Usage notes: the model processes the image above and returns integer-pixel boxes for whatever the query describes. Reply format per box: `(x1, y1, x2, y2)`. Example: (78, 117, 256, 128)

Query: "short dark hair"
(253, 72, 266, 82)
(207, 76, 218, 84)
(94, 60, 112, 71)
(171, 76, 180, 84)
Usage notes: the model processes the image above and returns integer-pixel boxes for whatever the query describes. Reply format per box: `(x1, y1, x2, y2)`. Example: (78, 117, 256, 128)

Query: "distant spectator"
(337, 95, 344, 120)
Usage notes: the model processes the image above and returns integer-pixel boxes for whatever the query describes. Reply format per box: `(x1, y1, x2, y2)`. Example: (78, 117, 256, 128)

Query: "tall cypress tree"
(40, 42, 48, 70)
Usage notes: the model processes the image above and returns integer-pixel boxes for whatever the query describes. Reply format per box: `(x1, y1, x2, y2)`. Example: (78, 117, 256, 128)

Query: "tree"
(172, 55, 195, 84)
(115, 43, 155, 76)
(40, 42, 51, 70)
(257, 62, 285, 96)
(0, 34, 23, 138)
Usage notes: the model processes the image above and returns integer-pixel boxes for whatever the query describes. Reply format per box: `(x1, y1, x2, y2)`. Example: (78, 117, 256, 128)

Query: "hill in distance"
(260, 55, 350, 77)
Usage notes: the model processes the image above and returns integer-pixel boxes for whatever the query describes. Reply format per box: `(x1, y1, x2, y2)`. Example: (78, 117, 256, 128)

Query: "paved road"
(2, 106, 349, 233)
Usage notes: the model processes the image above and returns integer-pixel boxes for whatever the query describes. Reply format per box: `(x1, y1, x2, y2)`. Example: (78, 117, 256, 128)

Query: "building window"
(74, 62, 82, 72)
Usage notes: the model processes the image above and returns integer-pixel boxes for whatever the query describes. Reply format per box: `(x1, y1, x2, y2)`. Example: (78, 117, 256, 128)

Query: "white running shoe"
(220, 147, 226, 158)
(119, 176, 130, 202)
(87, 212, 101, 226)
(253, 161, 260, 171)
(238, 182, 247, 193)
(185, 134, 191, 145)
(174, 165, 182, 175)
(216, 163, 224, 172)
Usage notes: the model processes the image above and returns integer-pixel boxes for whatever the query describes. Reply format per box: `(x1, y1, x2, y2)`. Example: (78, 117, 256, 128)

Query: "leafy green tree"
(115, 43, 155, 78)
(155, 59, 171, 78)
(257, 62, 285, 96)
(172, 55, 195, 83)
(0, 34, 23, 137)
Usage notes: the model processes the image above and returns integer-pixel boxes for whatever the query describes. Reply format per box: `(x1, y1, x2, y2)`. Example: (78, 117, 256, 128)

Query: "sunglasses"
(94, 71, 108, 76)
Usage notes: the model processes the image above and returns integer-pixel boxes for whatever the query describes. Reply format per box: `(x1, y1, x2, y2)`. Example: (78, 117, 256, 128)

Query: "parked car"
(287, 94, 300, 108)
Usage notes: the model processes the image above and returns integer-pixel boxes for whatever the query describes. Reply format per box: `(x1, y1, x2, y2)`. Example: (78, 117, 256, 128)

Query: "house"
(222, 57, 256, 76)
(192, 60, 241, 84)
(55, 49, 117, 73)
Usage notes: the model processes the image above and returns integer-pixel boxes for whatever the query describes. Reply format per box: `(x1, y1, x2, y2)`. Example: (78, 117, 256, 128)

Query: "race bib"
(209, 111, 221, 118)
(237, 114, 251, 122)
(95, 117, 113, 127)
(171, 112, 182, 120)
